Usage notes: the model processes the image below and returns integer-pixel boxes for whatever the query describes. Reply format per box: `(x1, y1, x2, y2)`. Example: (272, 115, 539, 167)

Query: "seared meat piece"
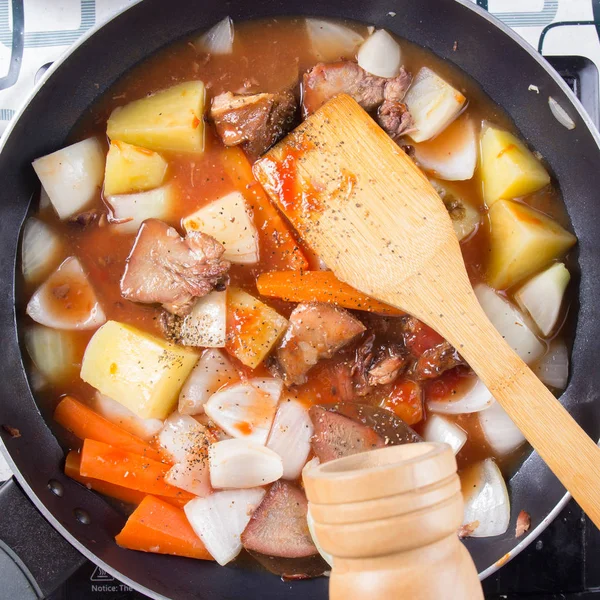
(68, 210, 102, 228)
(309, 405, 385, 462)
(210, 90, 297, 157)
(353, 334, 406, 394)
(242, 480, 327, 578)
(368, 347, 407, 386)
(275, 302, 366, 386)
(310, 403, 421, 463)
(302, 61, 411, 115)
(377, 101, 415, 139)
(120, 219, 230, 316)
(411, 341, 464, 380)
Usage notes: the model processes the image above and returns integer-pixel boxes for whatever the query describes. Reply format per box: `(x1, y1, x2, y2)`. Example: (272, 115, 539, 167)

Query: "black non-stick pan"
(1, 0, 599, 598)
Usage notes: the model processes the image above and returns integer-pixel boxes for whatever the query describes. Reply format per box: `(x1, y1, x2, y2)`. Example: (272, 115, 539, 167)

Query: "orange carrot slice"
(55, 396, 164, 462)
(64, 451, 189, 508)
(79, 439, 193, 500)
(256, 270, 403, 316)
(116, 495, 213, 560)
(221, 147, 309, 271)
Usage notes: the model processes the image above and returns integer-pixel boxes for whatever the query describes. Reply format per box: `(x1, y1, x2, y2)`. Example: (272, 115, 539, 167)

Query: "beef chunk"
(377, 100, 415, 139)
(210, 90, 297, 157)
(309, 403, 421, 463)
(120, 219, 230, 316)
(411, 341, 464, 380)
(353, 334, 407, 394)
(275, 303, 366, 386)
(242, 480, 327, 578)
(302, 61, 411, 115)
(309, 405, 385, 462)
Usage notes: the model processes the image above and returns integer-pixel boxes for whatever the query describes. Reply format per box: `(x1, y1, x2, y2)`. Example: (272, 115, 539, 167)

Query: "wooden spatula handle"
(438, 296, 600, 527)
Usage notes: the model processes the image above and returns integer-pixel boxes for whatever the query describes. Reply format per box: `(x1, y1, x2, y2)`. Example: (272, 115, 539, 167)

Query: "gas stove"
(1, 1, 600, 598)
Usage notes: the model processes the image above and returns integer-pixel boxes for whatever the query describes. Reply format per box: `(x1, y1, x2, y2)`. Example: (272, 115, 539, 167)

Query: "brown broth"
(22, 17, 574, 486)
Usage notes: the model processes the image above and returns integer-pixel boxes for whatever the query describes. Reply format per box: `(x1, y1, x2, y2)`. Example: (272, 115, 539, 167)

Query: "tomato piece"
(381, 379, 424, 426)
(404, 321, 445, 357)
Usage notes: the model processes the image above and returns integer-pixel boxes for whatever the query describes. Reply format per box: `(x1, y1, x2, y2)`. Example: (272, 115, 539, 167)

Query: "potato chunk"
(81, 321, 199, 419)
(481, 126, 550, 206)
(104, 140, 168, 195)
(107, 81, 206, 153)
(487, 200, 576, 289)
(225, 288, 288, 368)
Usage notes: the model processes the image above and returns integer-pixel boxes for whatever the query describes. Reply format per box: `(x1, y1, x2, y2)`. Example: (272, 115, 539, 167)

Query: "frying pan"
(0, 0, 599, 598)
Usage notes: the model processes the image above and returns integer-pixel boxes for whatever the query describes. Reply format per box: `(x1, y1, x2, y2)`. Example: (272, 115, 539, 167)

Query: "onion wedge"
(306, 19, 364, 62)
(204, 378, 282, 444)
(196, 17, 234, 54)
(266, 397, 314, 480)
(21, 217, 63, 285)
(179, 349, 238, 415)
(422, 414, 467, 454)
(357, 29, 401, 78)
(209, 438, 283, 489)
(184, 488, 265, 565)
(32, 137, 105, 219)
(475, 284, 544, 364)
(26, 257, 106, 330)
(461, 459, 510, 538)
(533, 339, 569, 390)
(514, 262, 570, 337)
(427, 377, 494, 415)
(479, 401, 525, 456)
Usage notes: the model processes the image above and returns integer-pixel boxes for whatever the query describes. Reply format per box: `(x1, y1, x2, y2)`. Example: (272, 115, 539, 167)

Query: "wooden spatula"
(254, 94, 600, 528)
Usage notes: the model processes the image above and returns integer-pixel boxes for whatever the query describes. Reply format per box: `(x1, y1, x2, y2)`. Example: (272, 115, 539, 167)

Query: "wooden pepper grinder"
(303, 442, 484, 600)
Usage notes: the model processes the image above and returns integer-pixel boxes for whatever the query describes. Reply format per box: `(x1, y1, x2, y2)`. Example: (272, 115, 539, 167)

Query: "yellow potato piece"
(225, 287, 288, 368)
(104, 140, 168, 195)
(107, 81, 206, 153)
(481, 126, 550, 206)
(80, 321, 199, 419)
(487, 200, 576, 289)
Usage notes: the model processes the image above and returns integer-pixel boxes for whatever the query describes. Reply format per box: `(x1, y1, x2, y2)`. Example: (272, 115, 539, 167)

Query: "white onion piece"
(307, 508, 334, 567)
(32, 137, 105, 219)
(462, 459, 510, 538)
(26, 257, 106, 330)
(533, 339, 569, 390)
(357, 29, 401, 79)
(29, 367, 48, 392)
(204, 378, 282, 444)
(422, 414, 467, 455)
(427, 377, 494, 415)
(209, 438, 283, 489)
(196, 17, 234, 54)
(266, 397, 314, 480)
(514, 263, 570, 337)
(92, 392, 163, 441)
(306, 19, 364, 62)
(479, 401, 526, 456)
(39, 186, 51, 210)
(404, 67, 466, 143)
(165, 460, 211, 497)
(24, 325, 79, 383)
(185, 488, 266, 565)
(415, 117, 477, 181)
(158, 412, 211, 464)
(548, 97, 575, 130)
(474, 284, 545, 364)
(429, 179, 480, 241)
(175, 291, 227, 348)
(107, 185, 176, 234)
(183, 191, 258, 264)
(179, 349, 238, 415)
(21, 217, 63, 284)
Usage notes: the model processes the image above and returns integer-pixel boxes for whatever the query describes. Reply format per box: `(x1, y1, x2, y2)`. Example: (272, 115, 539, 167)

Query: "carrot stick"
(54, 396, 164, 462)
(256, 270, 404, 316)
(79, 439, 193, 500)
(116, 495, 213, 561)
(65, 451, 189, 508)
(221, 147, 309, 271)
